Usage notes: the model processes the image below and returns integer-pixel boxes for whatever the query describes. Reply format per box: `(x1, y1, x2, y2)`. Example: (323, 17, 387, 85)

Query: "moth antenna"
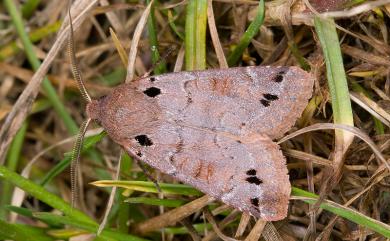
(70, 118, 91, 208)
(141, 46, 177, 78)
(68, 5, 92, 103)
(135, 159, 162, 193)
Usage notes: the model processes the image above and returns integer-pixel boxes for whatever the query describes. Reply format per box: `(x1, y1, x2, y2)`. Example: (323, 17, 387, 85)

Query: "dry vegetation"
(0, 0, 390, 240)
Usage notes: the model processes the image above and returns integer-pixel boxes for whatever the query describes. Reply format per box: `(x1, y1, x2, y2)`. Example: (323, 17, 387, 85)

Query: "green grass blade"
(167, 10, 184, 40)
(0, 21, 61, 60)
(21, 0, 42, 19)
(0, 122, 28, 219)
(185, 0, 207, 70)
(125, 197, 187, 207)
(292, 187, 390, 238)
(227, 0, 265, 66)
(314, 17, 354, 143)
(164, 223, 212, 235)
(5, 206, 62, 227)
(146, 0, 167, 74)
(0, 220, 54, 241)
(92, 180, 202, 196)
(40, 132, 106, 186)
(0, 165, 93, 225)
(117, 153, 132, 233)
(33, 213, 149, 241)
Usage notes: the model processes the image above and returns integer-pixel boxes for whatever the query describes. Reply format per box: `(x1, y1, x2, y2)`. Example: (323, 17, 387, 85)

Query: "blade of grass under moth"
(146, 0, 167, 75)
(5, 206, 62, 227)
(0, 220, 53, 241)
(227, 0, 265, 66)
(292, 187, 390, 238)
(117, 153, 132, 233)
(46, 229, 89, 240)
(185, 0, 207, 70)
(33, 213, 149, 241)
(91, 180, 203, 196)
(125, 197, 187, 208)
(0, 166, 147, 240)
(0, 165, 93, 225)
(163, 223, 212, 235)
(47, 229, 89, 240)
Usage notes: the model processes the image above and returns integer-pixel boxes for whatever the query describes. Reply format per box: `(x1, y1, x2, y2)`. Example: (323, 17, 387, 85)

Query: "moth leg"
(135, 158, 162, 193)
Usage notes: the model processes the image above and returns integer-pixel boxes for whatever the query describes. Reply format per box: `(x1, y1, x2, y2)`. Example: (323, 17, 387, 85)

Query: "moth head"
(86, 97, 106, 124)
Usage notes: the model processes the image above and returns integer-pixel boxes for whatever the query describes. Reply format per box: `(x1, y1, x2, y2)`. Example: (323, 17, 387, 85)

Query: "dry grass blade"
(203, 208, 237, 241)
(180, 218, 202, 241)
(341, 44, 390, 66)
(244, 219, 266, 241)
(235, 213, 251, 238)
(134, 195, 215, 234)
(99, 0, 125, 36)
(0, 0, 98, 164)
(126, 0, 154, 82)
(0, 62, 111, 93)
(207, 0, 228, 69)
(319, 0, 390, 18)
(202, 210, 241, 241)
(109, 27, 129, 67)
(278, 123, 390, 171)
(283, 149, 333, 167)
(350, 91, 390, 127)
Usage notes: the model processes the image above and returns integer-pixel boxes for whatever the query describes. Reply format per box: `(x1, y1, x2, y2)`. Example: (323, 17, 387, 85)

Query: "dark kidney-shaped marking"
(86, 66, 314, 221)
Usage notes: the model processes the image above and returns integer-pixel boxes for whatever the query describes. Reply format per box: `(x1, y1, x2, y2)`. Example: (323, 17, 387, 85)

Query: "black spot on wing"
(263, 93, 279, 101)
(246, 176, 263, 185)
(260, 99, 270, 107)
(260, 93, 278, 107)
(273, 70, 286, 82)
(250, 197, 259, 206)
(246, 169, 257, 175)
(150, 77, 156, 82)
(143, 87, 161, 97)
(135, 135, 153, 146)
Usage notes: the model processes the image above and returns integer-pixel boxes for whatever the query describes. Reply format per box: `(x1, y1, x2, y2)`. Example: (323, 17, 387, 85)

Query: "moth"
(67, 4, 313, 222)
(83, 66, 314, 221)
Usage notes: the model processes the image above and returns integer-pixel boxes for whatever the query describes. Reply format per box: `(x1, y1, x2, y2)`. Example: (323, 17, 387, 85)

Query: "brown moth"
(84, 66, 314, 221)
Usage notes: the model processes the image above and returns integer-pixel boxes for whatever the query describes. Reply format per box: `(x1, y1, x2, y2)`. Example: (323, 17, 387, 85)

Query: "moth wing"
(134, 66, 314, 139)
(125, 124, 290, 221)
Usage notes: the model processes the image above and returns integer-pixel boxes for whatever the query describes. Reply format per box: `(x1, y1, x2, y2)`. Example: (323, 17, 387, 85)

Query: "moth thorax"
(86, 99, 101, 121)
